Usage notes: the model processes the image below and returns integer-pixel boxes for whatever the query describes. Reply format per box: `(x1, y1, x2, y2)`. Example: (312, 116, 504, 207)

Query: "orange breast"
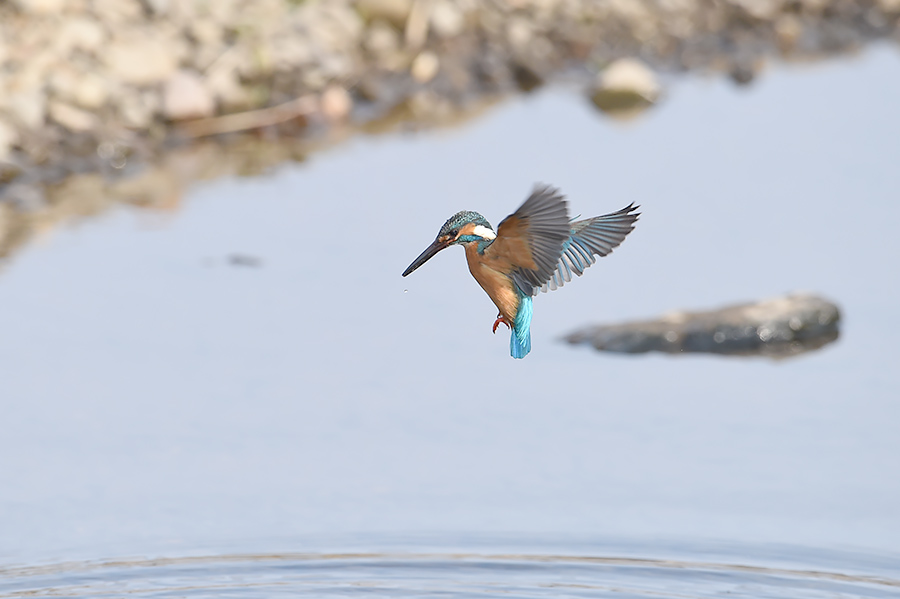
(464, 243, 519, 322)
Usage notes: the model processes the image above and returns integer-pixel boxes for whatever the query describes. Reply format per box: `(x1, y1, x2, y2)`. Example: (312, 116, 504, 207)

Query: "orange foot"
(492, 313, 510, 334)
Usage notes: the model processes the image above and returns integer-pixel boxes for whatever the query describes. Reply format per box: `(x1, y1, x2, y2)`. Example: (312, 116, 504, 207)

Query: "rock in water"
(565, 294, 840, 359)
(590, 58, 661, 119)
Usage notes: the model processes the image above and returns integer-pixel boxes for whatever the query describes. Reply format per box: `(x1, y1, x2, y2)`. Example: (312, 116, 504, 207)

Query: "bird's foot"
(492, 314, 510, 334)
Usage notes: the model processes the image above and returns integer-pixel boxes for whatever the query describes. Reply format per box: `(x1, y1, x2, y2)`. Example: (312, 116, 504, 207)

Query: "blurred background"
(1, 1, 899, 597)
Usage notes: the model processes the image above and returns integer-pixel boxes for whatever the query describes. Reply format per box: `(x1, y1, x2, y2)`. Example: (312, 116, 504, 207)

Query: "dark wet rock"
(511, 62, 545, 93)
(729, 60, 760, 85)
(228, 254, 262, 268)
(0, 161, 24, 185)
(565, 294, 841, 359)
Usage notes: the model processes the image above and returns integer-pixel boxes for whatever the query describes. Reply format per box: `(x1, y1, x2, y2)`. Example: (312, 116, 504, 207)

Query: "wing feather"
(487, 185, 571, 296)
(539, 202, 640, 293)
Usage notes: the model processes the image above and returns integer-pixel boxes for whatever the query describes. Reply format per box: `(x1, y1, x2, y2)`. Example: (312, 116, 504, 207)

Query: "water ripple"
(1, 552, 897, 598)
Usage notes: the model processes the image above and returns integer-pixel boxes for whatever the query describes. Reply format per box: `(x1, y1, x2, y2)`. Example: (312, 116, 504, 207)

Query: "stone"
(55, 17, 106, 54)
(404, 0, 429, 49)
(89, 0, 144, 23)
(11, 0, 64, 14)
(511, 63, 544, 92)
(269, 36, 314, 72)
(119, 91, 159, 128)
(0, 120, 18, 161)
(163, 70, 215, 120)
(730, 0, 782, 20)
(598, 58, 661, 101)
(506, 18, 533, 49)
(73, 73, 110, 109)
(320, 85, 352, 122)
(430, 0, 465, 38)
(205, 64, 252, 110)
(564, 294, 840, 359)
(105, 37, 180, 85)
(355, 0, 413, 27)
(316, 4, 365, 44)
(48, 101, 97, 131)
(2, 183, 45, 212)
(6, 91, 46, 128)
(141, 0, 170, 15)
(775, 15, 803, 50)
(189, 19, 223, 47)
(48, 67, 79, 101)
(411, 51, 439, 82)
(591, 58, 661, 119)
(364, 19, 401, 55)
(0, 160, 24, 184)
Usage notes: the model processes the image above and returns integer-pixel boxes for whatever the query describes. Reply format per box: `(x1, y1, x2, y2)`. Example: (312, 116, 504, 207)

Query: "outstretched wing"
(539, 202, 640, 293)
(485, 185, 571, 296)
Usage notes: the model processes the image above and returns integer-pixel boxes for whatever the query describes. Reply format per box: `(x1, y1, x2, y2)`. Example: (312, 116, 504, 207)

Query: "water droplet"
(403, 289, 408, 293)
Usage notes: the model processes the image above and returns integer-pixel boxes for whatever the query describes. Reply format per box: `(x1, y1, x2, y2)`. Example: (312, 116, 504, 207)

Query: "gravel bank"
(0, 0, 898, 261)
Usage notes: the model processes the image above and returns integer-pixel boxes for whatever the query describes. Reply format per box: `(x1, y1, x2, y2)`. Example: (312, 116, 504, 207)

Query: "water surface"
(1, 45, 899, 595)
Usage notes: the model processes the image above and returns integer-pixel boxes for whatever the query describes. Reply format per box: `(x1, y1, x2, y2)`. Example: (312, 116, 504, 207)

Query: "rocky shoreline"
(1, 0, 899, 262)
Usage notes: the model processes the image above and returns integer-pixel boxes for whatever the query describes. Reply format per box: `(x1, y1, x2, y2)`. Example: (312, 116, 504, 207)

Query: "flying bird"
(402, 185, 639, 358)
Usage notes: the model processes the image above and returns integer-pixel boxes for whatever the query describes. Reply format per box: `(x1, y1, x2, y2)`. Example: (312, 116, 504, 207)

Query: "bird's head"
(402, 211, 496, 276)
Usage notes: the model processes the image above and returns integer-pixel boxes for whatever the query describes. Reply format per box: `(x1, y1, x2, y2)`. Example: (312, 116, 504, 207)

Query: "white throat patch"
(472, 225, 496, 240)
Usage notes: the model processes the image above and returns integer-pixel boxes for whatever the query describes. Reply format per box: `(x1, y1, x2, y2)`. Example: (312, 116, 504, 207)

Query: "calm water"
(1, 46, 899, 596)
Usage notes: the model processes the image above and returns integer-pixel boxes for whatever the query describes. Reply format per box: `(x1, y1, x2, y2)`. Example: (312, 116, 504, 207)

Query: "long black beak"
(402, 238, 450, 277)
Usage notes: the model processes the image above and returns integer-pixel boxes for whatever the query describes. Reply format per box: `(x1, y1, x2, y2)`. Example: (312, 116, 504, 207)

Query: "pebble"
(49, 101, 97, 131)
(411, 51, 440, 82)
(163, 70, 215, 120)
(120, 91, 158, 129)
(55, 17, 106, 54)
(430, 0, 465, 38)
(105, 37, 180, 85)
(365, 19, 401, 55)
(598, 58, 661, 101)
(6, 91, 46, 129)
(72, 73, 110, 110)
(10, 0, 64, 14)
(356, 0, 413, 26)
(590, 58, 661, 118)
(0, 120, 18, 161)
(320, 85, 353, 122)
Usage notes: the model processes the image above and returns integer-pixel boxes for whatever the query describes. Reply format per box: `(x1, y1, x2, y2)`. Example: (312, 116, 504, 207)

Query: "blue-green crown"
(439, 211, 492, 237)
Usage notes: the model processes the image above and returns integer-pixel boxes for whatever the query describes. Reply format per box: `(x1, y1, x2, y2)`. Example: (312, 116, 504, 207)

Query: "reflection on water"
(2, 550, 898, 599)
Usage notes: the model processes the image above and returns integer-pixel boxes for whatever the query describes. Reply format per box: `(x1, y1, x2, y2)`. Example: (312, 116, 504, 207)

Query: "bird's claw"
(492, 314, 510, 334)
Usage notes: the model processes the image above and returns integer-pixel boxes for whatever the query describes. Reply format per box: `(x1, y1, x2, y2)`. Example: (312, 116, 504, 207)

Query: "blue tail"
(510, 294, 533, 359)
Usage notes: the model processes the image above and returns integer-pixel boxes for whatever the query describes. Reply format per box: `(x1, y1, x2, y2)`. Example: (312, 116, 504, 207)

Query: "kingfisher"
(402, 184, 639, 358)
